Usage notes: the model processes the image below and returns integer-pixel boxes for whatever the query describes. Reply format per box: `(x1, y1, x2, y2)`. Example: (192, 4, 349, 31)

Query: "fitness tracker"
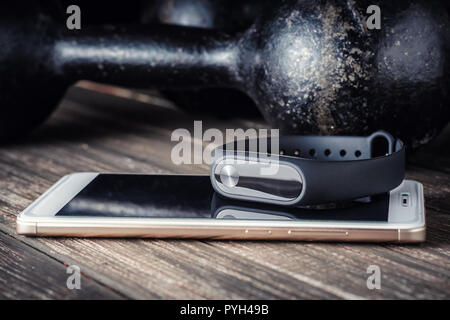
(210, 131, 405, 206)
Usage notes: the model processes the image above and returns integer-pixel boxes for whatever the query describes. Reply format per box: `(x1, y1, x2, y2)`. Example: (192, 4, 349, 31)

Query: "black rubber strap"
(213, 131, 405, 206)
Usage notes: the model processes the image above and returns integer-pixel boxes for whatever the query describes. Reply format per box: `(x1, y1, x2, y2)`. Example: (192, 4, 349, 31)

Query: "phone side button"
(288, 230, 349, 238)
(244, 229, 272, 236)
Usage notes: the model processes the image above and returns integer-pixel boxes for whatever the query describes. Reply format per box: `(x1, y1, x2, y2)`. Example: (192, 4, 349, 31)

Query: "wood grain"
(0, 83, 448, 299)
(0, 230, 123, 299)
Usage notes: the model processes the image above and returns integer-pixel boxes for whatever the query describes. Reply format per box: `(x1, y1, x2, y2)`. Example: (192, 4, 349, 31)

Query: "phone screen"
(56, 174, 389, 221)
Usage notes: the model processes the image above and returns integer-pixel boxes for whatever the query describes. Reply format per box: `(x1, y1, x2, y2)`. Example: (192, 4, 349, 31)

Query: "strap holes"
(324, 149, 331, 156)
(294, 149, 301, 156)
(340, 149, 346, 157)
(309, 149, 316, 157)
(355, 150, 362, 157)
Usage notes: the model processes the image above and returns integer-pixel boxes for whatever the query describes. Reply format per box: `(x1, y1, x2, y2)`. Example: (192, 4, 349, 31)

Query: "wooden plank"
(0, 83, 448, 299)
(1, 207, 448, 299)
(208, 207, 450, 299)
(0, 231, 123, 299)
(1, 172, 449, 300)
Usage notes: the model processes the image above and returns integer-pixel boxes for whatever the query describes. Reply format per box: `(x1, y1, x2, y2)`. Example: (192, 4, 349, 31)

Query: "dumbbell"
(141, 0, 269, 117)
(1, 0, 449, 148)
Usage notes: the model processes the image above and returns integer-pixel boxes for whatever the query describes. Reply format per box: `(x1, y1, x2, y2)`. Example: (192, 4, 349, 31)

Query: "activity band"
(210, 131, 405, 206)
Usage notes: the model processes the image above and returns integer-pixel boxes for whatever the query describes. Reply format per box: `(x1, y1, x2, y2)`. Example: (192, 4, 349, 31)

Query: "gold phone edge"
(16, 218, 426, 243)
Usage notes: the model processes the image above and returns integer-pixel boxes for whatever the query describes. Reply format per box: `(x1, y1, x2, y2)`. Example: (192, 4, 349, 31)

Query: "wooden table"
(1, 82, 449, 299)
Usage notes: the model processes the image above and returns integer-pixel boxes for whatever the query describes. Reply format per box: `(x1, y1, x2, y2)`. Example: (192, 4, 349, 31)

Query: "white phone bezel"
(27, 173, 99, 216)
(17, 173, 425, 231)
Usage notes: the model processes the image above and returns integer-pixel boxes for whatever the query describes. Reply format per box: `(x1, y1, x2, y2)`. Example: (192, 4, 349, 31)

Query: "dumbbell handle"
(51, 25, 242, 89)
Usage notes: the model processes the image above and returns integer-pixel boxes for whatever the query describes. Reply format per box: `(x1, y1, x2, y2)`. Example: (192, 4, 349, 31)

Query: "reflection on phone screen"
(56, 174, 389, 222)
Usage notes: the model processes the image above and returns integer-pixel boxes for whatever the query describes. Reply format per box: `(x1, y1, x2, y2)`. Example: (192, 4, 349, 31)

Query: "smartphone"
(16, 173, 426, 242)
